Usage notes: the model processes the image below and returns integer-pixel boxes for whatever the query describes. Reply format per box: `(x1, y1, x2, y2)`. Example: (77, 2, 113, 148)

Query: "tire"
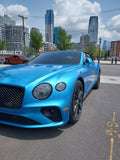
(69, 80, 84, 124)
(4, 60, 10, 64)
(94, 72, 100, 89)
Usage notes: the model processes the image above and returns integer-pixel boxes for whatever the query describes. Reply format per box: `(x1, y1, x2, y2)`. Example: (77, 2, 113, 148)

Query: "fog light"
(41, 107, 62, 122)
(55, 82, 66, 91)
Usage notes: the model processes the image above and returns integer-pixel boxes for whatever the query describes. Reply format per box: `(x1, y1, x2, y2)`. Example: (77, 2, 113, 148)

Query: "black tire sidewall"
(69, 80, 83, 124)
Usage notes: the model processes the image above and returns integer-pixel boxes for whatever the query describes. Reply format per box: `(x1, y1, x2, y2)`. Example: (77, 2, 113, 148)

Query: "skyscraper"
(80, 34, 90, 49)
(31, 27, 40, 34)
(53, 27, 61, 45)
(0, 14, 29, 52)
(0, 14, 15, 27)
(88, 16, 98, 44)
(45, 10, 54, 43)
(3, 26, 29, 51)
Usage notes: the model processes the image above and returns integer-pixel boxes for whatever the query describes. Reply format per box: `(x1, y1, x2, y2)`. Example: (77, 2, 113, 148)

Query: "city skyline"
(0, 0, 120, 43)
(88, 16, 98, 44)
(45, 10, 54, 43)
(0, 14, 29, 52)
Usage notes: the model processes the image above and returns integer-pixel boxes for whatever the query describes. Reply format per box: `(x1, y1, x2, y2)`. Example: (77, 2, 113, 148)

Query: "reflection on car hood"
(0, 64, 75, 86)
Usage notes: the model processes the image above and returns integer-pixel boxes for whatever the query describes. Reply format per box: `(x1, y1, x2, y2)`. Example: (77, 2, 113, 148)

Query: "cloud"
(0, 4, 6, 16)
(6, 5, 29, 19)
(107, 15, 120, 33)
(6, 4, 29, 26)
(98, 15, 120, 41)
(0, 4, 29, 26)
(53, 0, 101, 42)
(53, 0, 120, 43)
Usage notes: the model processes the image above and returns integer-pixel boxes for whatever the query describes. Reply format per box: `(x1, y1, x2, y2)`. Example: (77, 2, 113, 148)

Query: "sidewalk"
(94, 60, 120, 65)
(0, 61, 120, 68)
(0, 64, 9, 68)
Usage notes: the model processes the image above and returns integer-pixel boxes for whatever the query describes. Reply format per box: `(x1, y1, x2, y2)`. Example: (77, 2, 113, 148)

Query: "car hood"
(0, 64, 76, 87)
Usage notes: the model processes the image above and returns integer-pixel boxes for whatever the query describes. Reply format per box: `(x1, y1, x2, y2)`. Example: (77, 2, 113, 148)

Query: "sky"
(0, 0, 120, 43)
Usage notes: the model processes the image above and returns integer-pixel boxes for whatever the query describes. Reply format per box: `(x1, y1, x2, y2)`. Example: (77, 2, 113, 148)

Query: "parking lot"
(0, 64, 120, 160)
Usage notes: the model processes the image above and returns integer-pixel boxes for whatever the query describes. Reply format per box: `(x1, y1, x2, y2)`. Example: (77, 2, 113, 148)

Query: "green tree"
(56, 28, 73, 50)
(104, 50, 110, 58)
(30, 30, 44, 53)
(93, 47, 99, 57)
(84, 46, 96, 58)
(0, 39, 6, 51)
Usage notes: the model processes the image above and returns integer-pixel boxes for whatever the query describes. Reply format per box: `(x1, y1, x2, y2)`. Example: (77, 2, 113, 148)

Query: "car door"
(83, 53, 96, 93)
(85, 54, 96, 88)
(10, 55, 18, 64)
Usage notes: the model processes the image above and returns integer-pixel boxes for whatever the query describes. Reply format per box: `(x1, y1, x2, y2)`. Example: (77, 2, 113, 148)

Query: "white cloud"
(53, 0, 120, 43)
(6, 4, 29, 26)
(107, 15, 120, 33)
(0, 4, 6, 16)
(53, 0, 101, 42)
(6, 5, 29, 18)
(0, 4, 29, 27)
(98, 15, 120, 42)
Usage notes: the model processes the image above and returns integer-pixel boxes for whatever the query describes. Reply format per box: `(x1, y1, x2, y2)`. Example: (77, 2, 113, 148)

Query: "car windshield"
(29, 51, 81, 65)
(20, 55, 28, 59)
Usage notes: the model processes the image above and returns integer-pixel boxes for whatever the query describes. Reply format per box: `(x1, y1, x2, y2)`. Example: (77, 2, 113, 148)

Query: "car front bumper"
(0, 103, 70, 128)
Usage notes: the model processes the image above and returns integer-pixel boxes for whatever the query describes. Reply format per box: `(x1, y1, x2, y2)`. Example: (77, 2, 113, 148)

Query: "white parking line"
(0, 65, 9, 68)
(101, 75, 120, 84)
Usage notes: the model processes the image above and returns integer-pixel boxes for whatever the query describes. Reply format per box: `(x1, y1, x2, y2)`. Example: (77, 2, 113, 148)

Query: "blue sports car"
(0, 51, 100, 128)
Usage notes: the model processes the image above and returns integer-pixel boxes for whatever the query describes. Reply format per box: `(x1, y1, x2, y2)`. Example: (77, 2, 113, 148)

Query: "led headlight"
(55, 82, 66, 92)
(33, 83, 52, 100)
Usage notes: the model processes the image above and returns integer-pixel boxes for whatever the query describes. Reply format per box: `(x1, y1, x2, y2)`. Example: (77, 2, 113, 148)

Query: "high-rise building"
(31, 27, 40, 34)
(44, 42, 56, 52)
(45, 10, 54, 43)
(0, 27, 2, 40)
(0, 14, 29, 52)
(80, 34, 90, 49)
(0, 14, 15, 27)
(2, 26, 29, 51)
(110, 41, 120, 57)
(102, 40, 107, 51)
(53, 27, 61, 45)
(88, 16, 98, 44)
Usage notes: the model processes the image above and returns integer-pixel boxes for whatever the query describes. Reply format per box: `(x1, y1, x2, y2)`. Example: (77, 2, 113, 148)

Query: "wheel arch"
(99, 68, 101, 74)
(77, 77, 84, 93)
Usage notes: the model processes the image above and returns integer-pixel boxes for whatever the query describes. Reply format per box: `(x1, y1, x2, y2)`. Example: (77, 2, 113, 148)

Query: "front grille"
(0, 85, 24, 109)
(0, 113, 40, 125)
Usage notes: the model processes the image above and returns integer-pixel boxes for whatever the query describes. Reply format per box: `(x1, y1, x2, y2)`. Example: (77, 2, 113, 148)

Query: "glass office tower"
(88, 16, 98, 43)
(45, 10, 54, 43)
(53, 27, 61, 45)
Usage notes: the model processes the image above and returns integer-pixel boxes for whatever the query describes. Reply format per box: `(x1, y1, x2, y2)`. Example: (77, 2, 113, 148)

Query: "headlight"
(55, 82, 66, 92)
(33, 83, 52, 100)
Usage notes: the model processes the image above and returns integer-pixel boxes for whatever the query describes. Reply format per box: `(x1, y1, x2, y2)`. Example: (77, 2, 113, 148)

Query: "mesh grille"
(0, 113, 40, 125)
(0, 85, 24, 109)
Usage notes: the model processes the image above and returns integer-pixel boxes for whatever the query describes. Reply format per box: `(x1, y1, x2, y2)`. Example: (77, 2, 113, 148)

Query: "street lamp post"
(98, 37, 101, 64)
(18, 15, 28, 56)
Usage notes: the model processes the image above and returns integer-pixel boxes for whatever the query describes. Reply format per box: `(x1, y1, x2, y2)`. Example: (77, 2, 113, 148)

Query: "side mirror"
(86, 57, 93, 64)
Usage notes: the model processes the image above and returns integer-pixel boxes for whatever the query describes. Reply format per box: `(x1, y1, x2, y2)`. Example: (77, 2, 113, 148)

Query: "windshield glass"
(29, 51, 81, 65)
(20, 55, 28, 59)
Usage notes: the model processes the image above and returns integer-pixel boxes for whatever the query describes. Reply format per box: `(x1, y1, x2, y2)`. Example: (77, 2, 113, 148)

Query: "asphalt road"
(0, 64, 120, 160)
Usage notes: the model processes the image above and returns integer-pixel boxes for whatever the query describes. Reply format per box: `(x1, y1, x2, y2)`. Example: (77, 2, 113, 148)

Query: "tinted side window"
(11, 56, 19, 58)
(83, 52, 94, 65)
(86, 53, 93, 62)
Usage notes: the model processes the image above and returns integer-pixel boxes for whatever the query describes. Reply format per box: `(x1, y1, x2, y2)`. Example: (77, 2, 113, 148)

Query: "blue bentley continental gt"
(0, 51, 100, 128)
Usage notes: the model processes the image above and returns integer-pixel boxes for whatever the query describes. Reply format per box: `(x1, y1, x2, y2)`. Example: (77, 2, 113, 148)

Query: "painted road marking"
(112, 112, 115, 122)
(105, 112, 120, 160)
(101, 76, 120, 84)
(110, 138, 114, 160)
